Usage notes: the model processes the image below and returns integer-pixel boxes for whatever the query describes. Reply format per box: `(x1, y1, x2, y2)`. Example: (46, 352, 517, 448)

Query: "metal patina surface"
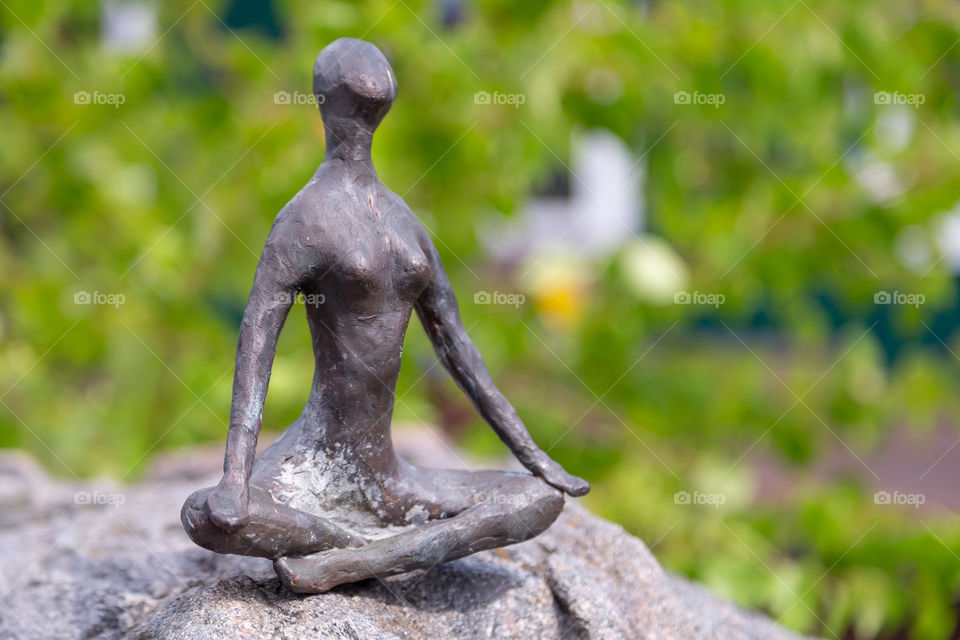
(181, 37, 589, 594)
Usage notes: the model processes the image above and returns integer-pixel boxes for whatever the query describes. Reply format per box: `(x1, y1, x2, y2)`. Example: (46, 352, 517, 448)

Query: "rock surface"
(0, 436, 811, 640)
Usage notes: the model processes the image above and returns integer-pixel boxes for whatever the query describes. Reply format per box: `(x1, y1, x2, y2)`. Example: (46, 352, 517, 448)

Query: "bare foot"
(274, 551, 365, 594)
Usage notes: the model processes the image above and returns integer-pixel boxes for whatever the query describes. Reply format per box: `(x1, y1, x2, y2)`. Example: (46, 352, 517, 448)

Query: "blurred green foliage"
(3, 0, 960, 637)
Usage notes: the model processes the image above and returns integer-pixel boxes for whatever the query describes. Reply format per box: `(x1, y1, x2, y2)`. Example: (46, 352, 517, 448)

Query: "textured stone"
(0, 439, 811, 640)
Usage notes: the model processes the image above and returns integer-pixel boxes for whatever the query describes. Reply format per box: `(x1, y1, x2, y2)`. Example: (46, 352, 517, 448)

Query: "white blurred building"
(101, 1, 157, 53)
(484, 129, 644, 262)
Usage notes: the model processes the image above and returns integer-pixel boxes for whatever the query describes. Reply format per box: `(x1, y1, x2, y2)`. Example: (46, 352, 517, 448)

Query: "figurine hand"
(206, 475, 250, 532)
(529, 456, 590, 497)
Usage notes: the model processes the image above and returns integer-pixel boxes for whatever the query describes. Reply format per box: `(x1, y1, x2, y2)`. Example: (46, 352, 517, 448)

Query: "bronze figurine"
(181, 37, 589, 594)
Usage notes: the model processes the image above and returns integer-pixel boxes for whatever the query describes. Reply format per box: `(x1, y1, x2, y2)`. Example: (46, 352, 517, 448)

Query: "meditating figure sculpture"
(181, 37, 589, 594)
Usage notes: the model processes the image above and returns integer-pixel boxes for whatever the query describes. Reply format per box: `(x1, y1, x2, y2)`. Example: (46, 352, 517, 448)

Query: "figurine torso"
(253, 160, 436, 487)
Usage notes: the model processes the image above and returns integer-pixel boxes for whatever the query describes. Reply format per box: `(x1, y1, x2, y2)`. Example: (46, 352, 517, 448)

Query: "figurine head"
(313, 38, 398, 130)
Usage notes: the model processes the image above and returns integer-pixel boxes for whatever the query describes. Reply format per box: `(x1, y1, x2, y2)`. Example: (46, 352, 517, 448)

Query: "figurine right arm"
(206, 233, 300, 532)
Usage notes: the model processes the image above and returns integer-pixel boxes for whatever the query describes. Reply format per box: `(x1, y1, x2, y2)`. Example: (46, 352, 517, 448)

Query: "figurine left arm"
(414, 243, 589, 497)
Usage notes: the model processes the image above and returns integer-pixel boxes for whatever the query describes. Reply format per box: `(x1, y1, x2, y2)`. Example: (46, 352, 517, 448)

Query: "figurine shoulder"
(256, 202, 336, 287)
(378, 188, 435, 253)
(278, 183, 346, 247)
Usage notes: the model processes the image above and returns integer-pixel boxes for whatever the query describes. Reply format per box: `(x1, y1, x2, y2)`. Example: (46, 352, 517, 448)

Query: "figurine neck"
(322, 117, 376, 173)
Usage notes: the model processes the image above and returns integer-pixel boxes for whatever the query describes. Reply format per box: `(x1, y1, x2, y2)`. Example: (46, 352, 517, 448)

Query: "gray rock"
(0, 443, 812, 640)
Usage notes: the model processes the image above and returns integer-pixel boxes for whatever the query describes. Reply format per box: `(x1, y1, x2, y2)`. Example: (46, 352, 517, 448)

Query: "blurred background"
(3, 0, 960, 637)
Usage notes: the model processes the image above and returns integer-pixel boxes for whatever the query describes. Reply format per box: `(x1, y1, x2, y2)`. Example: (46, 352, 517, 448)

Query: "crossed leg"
(273, 468, 564, 594)
(181, 484, 367, 559)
